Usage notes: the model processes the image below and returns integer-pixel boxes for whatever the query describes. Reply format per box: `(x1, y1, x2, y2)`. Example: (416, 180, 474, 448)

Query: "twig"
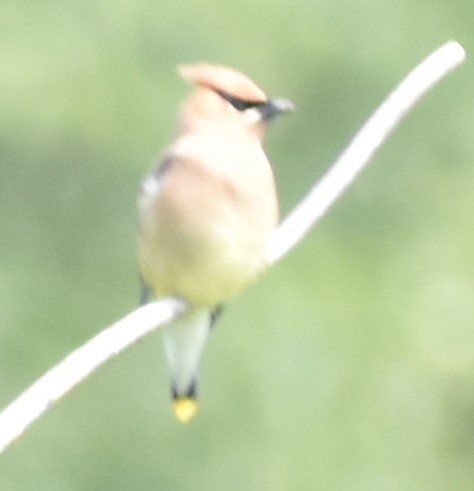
(0, 41, 465, 454)
(0, 298, 186, 453)
(268, 41, 466, 263)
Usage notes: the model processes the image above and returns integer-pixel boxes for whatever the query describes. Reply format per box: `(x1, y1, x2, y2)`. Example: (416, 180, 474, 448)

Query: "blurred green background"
(1, 0, 474, 489)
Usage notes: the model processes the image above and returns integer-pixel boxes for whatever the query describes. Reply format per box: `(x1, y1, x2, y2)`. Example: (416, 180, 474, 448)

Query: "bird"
(137, 63, 293, 423)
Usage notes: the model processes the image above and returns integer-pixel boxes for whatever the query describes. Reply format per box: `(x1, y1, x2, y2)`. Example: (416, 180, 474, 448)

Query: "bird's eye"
(216, 90, 265, 112)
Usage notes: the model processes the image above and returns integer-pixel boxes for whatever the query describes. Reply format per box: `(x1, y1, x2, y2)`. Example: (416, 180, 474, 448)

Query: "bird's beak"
(258, 97, 295, 121)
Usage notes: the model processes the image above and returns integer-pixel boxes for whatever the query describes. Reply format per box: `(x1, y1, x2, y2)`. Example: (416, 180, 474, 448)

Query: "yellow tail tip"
(173, 397, 198, 423)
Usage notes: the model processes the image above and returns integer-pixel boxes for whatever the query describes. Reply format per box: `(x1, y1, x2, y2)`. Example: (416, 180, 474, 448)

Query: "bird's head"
(177, 63, 294, 139)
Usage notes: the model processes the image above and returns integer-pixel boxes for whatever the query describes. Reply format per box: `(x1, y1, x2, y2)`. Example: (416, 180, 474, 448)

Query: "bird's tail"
(162, 308, 216, 423)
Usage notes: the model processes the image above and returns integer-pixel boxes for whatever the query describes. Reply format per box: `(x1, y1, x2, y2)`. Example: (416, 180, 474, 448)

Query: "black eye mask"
(215, 90, 266, 111)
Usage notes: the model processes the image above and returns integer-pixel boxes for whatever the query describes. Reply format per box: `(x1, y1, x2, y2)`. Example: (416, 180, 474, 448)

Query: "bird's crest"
(178, 63, 267, 103)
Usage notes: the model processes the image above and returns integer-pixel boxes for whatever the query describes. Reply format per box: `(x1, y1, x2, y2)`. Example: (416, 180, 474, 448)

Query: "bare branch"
(0, 41, 465, 454)
(0, 298, 186, 453)
(268, 41, 466, 263)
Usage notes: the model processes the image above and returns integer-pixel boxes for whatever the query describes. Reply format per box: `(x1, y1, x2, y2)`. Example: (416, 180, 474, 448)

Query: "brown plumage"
(137, 63, 293, 422)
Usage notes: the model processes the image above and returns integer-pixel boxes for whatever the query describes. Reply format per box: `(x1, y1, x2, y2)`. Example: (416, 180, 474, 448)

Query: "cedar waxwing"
(138, 63, 293, 423)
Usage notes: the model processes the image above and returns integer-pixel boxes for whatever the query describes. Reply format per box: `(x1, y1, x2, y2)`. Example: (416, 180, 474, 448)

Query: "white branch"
(0, 41, 465, 454)
(0, 298, 186, 453)
(268, 40, 466, 263)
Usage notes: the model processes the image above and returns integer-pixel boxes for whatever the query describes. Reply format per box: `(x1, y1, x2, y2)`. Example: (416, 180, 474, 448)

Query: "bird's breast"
(138, 143, 277, 307)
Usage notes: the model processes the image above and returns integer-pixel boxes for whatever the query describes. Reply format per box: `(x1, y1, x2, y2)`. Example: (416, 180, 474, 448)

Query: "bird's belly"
(139, 216, 269, 307)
